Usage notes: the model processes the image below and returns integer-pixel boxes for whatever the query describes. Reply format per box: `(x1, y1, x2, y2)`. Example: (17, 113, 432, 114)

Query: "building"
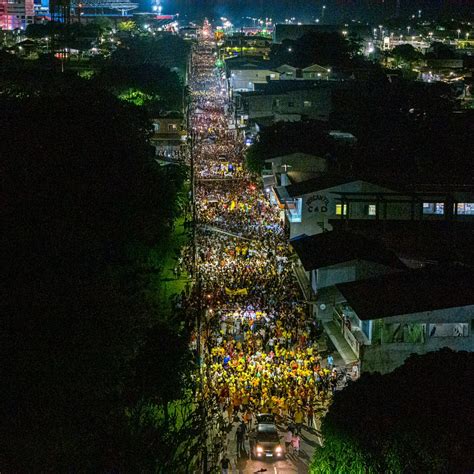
(333, 265, 474, 373)
(273, 177, 396, 238)
(0, 0, 34, 30)
(226, 58, 279, 92)
(220, 34, 271, 60)
(150, 115, 186, 158)
(273, 175, 474, 239)
(234, 80, 338, 125)
(290, 230, 405, 303)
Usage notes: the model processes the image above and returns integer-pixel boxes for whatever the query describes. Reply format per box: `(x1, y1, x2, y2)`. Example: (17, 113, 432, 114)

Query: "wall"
(361, 336, 474, 374)
(288, 180, 395, 237)
(229, 69, 278, 91)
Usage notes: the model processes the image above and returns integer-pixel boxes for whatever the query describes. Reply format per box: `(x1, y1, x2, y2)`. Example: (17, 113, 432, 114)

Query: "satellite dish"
(320, 304, 326, 311)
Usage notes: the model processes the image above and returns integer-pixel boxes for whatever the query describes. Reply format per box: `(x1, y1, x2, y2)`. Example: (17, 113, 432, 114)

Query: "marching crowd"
(186, 23, 336, 464)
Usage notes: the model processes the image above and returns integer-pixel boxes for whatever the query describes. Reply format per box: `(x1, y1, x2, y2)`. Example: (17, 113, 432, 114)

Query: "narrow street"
(187, 21, 331, 473)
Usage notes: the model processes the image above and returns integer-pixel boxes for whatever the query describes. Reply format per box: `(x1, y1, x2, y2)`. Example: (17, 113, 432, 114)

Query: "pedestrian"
(284, 428, 293, 454)
(327, 354, 334, 369)
(236, 420, 246, 454)
(221, 454, 230, 474)
(291, 432, 301, 456)
(294, 406, 304, 435)
(307, 405, 314, 428)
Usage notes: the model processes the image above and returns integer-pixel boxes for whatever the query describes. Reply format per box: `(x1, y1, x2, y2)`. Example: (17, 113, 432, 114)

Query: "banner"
(225, 287, 248, 296)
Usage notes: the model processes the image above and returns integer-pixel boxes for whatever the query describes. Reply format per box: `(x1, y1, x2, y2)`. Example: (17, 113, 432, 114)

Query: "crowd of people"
(187, 22, 336, 464)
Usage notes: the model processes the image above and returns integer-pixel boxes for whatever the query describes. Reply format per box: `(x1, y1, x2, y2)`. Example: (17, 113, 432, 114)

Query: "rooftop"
(336, 265, 474, 320)
(330, 220, 474, 267)
(290, 231, 405, 271)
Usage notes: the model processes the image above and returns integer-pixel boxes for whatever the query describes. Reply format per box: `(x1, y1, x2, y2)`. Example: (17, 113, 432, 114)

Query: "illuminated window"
(303, 100, 312, 107)
(368, 204, 377, 216)
(168, 124, 178, 132)
(423, 202, 444, 215)
(336, 204, 347, 216)
(456, 203, 474, 215)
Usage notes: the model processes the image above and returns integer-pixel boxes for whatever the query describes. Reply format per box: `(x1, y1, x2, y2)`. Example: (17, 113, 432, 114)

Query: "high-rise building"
(0, 0, 34, 29)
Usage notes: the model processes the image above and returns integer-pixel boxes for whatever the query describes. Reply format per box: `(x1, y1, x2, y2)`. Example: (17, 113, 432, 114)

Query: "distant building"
(220, 34, 271, 60)
(234, 80, 339, 125)
(227, 61, 279, 92)
(0, 0, 34, 30)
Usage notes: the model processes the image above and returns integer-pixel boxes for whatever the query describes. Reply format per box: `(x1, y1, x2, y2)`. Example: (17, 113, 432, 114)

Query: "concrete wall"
(361, 336, 474, 374)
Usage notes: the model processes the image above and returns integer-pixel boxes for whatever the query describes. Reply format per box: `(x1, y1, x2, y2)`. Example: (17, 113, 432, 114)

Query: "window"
(423, 202, 444, 215)
(456, 203, 474, 215)
(303, 100, 312, 107)
(336, 204, 347, 216)
(168, 124, 178, 132)
(287, 198, 302, 223)
(368, 204, 377, 216)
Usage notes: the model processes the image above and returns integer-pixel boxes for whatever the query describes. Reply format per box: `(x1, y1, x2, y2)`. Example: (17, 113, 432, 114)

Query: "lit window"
(368, 204, 377, 216)
(456, 203, 474, 215)
(336, 204, 347, 216)
(303, 100, 312, 107)
(423, 202, 444, 215)
(168, 124, 178, 131)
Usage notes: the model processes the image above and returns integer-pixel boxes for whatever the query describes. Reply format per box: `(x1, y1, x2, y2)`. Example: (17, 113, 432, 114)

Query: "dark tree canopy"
(0, 77, 191, 471)
(311, 349, 474, 474)
(271, 32, 360, 68)
(391, 43, 422, 63)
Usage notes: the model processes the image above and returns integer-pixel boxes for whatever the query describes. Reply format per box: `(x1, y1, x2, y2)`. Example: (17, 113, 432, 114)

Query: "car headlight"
(275, 446, 282, 454)
(256, 446, 263, 453)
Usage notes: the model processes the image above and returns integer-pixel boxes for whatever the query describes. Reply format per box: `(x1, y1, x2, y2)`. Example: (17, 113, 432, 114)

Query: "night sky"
(146, 0, 472, 22)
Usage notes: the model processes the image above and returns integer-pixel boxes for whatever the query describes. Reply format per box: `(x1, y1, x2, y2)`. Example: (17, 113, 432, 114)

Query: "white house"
(227, 62, 279, 92)
(302, 64, 331, 80)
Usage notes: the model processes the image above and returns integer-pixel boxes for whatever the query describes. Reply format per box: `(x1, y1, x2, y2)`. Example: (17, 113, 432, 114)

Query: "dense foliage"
(0, 76, 194, 471)
(311, 349, 474, 473)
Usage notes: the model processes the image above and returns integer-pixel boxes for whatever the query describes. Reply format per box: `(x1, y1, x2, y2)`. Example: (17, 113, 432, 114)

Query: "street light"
(457, 29, 461, 40)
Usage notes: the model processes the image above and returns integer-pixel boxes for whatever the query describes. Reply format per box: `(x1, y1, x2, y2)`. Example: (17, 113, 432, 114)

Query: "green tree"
(311, 349, 474, 474)
(390, 43, 422, 68)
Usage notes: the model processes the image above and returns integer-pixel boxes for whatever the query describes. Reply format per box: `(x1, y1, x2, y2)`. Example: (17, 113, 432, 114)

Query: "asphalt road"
(223, 422, 322, 473)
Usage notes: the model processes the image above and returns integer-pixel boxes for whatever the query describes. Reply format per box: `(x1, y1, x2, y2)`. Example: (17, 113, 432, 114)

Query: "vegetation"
(270, 32, 361, 68)
(0, 74, 195, 471)
(311, 349, 474, 474)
